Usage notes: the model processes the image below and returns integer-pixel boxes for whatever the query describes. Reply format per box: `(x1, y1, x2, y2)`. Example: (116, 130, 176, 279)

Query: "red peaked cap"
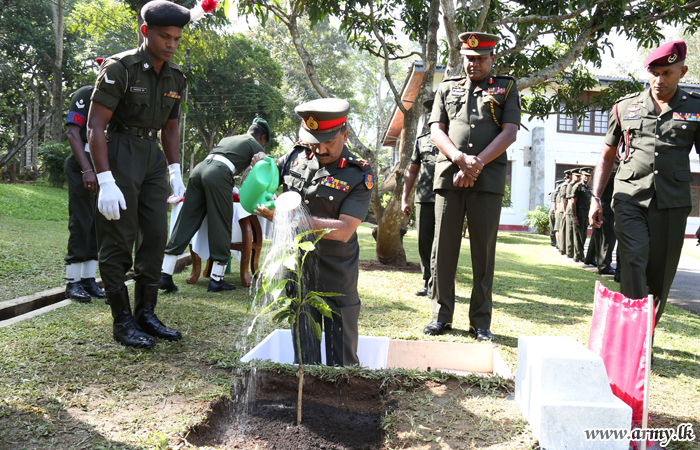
(644, 40, 687, 68)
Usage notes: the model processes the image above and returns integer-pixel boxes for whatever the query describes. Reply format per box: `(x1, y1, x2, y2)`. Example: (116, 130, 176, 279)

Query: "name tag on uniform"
(451, 87, 466, 97)
(673, 112, 700, 121)
(130, 86, 147, 93)
(320, 176, 349, 192)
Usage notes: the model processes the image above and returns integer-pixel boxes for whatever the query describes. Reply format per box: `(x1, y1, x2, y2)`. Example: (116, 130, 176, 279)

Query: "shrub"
(38, 142, 71, 188)
(523, 204, 551, 234)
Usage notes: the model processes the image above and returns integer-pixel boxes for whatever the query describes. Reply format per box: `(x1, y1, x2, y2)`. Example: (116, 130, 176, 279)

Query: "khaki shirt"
(605, 88, 700, 209)
(210, 134, 264, 176)
(430, 74, 521, 194)
(411, 132, 438, 203)
(556, 181, 569, 205)
(92, 45, 186, 131)
(66, 85, 93, 144)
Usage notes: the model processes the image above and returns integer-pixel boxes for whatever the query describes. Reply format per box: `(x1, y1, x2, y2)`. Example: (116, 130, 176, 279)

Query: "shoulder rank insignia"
(338, 157, 347, 168)
(355, 157, 369, 167)
(673, 112, 700, 121)
(321, 176, 349, 192)
(103, 74, 115, 85)
(165, 91, 181, 99)
(364, 173, 374, 190)
(76, 99, 86, 109)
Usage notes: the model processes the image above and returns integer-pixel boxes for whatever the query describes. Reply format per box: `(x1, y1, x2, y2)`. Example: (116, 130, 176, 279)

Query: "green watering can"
(239, 156, 279, 214)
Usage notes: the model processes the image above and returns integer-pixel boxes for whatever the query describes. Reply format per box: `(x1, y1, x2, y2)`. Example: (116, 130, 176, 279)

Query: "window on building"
(557, 92, 608, 136)
(691, 173, 700, 217)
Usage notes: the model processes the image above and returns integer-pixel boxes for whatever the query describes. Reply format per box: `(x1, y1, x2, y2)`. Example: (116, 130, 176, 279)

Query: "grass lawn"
(1, 182, 699, 449)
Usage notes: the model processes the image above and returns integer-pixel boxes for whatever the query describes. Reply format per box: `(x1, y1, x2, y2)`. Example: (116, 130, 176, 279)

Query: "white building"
(382, 63, 700, 236)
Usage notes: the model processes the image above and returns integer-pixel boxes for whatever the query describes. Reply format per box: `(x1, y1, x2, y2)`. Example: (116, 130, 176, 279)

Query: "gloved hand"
(97, 171, 127, 220)
(168, 163, 185, 203)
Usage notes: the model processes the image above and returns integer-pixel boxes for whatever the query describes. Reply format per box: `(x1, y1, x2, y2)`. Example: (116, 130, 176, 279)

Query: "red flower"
(200, 0, 218, 13)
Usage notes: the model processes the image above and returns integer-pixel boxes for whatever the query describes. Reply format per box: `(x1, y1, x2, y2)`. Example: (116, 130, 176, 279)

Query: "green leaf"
(271, 309, 293, 323)
(305, 291, 343, 299)
(303, 311, 323, 342)
(297, 241, 316, 253)
(307, 296, 335, 319)
(282, 253, 297, 271)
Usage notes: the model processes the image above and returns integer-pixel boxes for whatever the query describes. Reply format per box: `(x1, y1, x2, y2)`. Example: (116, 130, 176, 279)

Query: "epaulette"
(348, 154, 372, 171)
(169, 61, 184, 74)
(493, 74, 516, 81)
(615, 92, 640, 103)
(105, 48, 142, 68)
(688, 91, 700, 99)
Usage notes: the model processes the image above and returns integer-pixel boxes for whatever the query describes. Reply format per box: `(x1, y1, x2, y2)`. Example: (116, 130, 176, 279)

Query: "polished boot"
(105, 287, 155, 349)
(80, 278, 105, 298)
(134, 283, 182, 341)
(207, 261, 236, 292)
(158, 273, 178, 293)
(66, 282, 91, 302)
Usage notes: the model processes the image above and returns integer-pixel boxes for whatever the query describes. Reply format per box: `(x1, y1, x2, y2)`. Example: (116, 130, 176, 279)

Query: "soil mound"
(188, 371, 386, 450)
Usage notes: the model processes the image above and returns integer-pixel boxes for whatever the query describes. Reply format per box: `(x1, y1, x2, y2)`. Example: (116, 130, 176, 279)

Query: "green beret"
(253, 118, 271, 141)
(141, 0, 191, 28)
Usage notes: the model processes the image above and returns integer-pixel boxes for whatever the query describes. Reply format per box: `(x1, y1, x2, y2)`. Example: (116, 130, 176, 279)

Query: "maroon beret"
(644, 40, 686, 67)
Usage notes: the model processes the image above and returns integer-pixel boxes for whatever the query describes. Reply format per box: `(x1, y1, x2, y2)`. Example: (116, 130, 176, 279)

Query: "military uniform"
(556, 177, 569, 253)
(607, 85, 699, 323)
(160, 129, 267, 292)
(428, 68, 521, 333)
(585, 171, 616, 273)
(411, 132, 438, 287)
(573, 175, 591, 260)
(278, 144, 372, 366)
(564, 175, 579, 258)
(64, 85, 104, 301)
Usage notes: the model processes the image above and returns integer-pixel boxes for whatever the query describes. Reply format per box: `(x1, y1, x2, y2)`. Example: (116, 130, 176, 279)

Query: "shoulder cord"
(489, 79, 514, 128)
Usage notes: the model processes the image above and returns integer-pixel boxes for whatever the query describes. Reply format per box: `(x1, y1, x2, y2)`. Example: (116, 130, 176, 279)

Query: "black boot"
(105, 287, 156, 349)
(134, 283, 182, 341)
(158, 272, 178, 293)
(207, 278, 236, 292)
(66, 282, 91, 302)
(80, 278, 105, 299)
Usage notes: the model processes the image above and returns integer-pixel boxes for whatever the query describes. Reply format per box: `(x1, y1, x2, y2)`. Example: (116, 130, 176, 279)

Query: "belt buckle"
(147, 129, 155, 139)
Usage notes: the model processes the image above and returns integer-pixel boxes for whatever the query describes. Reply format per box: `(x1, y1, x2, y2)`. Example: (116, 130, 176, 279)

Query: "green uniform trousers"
(574, 211, 588, 260)
(416, 202, 436, 281)
(430, 189, 502, 329)
(565, 211, 575, 257)
(95, 133, 168, 292)
(558, 210, 568, 253)
(549, 207, 556, 245)
(585, 213, 616, 273)
(613, 197, 690, 324)
(165, 158, 234, 263)
(64, 152, 98, 264)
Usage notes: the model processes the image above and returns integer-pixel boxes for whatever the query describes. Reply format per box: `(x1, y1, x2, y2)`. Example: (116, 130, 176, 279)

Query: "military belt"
(205, 154, 236, 174)
(111, 124, 159, 141)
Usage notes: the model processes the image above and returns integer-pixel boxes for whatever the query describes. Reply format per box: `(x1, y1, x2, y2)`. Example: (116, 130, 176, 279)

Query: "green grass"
(1, 182, 699, 449)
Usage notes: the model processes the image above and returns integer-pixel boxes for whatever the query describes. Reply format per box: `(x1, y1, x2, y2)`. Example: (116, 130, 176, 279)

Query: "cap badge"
(305, 114, 319, 131)
(668, 53, 677, 63)
(467, 34, 480, 49)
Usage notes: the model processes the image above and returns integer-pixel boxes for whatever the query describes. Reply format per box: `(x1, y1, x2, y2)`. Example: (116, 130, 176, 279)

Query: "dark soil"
(188, 371, 387, 450)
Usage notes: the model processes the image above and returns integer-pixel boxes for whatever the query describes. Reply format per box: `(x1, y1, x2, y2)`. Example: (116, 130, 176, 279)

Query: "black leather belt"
(111, 124, 159, 141)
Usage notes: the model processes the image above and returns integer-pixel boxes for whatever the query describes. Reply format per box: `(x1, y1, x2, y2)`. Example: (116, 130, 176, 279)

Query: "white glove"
(97, 171, 127, 220)
(168, 163, 185, 203)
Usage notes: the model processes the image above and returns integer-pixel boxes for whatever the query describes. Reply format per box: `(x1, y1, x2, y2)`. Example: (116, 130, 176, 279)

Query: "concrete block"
(514, 336, 633, 449)
(540, 399, 632, 450)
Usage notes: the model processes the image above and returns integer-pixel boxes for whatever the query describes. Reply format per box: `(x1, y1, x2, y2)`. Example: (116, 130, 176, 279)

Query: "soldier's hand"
(83, 170, 97, 195)
(168, 163, 185, 203)
(401, 199, 412, 218)
(589, 201, 603, 228)
(573, 217, 580, 226)
(96, 171, 127, 221)
(459, 155, 484, 179)
(453, 171, 474, 188)
(251, 152, 266, 167)
(254, 204, 275, 221)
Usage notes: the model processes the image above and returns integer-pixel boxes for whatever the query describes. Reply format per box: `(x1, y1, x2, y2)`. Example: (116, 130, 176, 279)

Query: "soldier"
(589, 40, 700, 326)
(557, 170, 573, 254)
(571, 168, 591, 262)
(255, 98, 373, 367)
(87, 0, 201, 348)
(548, 179, 563, 247)
(401, 97, 438, 296)
(565, 169, 581, 258)
(158, 119, 269, 293)
(423, 32, 520, 341)
(585, 161, 618, 275)
(64, 80, 106, 303)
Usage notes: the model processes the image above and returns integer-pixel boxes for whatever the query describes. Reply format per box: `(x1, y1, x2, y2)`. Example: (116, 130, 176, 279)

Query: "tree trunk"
(440, 0, 463, 78)
(31, 81, 40, 173)
(50, 0, 64, 143)
(375, 0, 440, 265)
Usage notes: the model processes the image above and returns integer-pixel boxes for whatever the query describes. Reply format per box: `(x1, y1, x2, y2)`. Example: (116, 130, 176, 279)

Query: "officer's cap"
(252, 118, 271, 141)
(459, 32, 500, 56)
(572, 168, 582, 175)
(645, 40, 686, 68)
(295, 98, 350, 144)
(141, 0, 191, 28)
(564, 169, 573, 175)
(581, 168, 592, 176)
